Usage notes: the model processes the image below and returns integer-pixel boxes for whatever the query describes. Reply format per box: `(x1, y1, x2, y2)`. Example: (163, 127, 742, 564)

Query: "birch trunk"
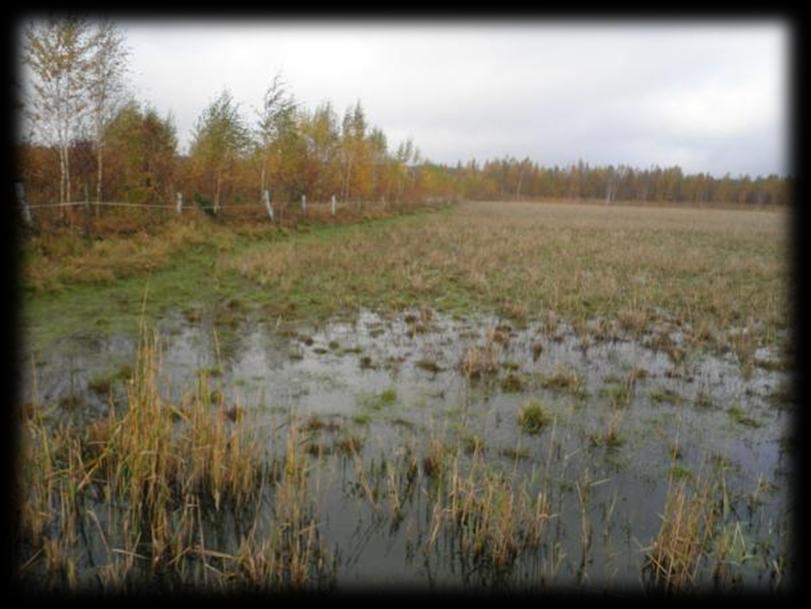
(96, 143, 103, 217)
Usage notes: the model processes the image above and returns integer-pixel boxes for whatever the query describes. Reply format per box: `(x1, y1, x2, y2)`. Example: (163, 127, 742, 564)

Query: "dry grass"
(16, 322, 339, 591)
(18, 199, 789, 589)
(540, 366, 584, 396)
(23, 217, 239, 292)
(235, 422, 330, 590)
(461, 329, 504, 380)
(227, 200, 789, 357)
(23, 200, 789, 373)
(21, 201, 430, 294)
(430, 449, 552, 571)
(644, 469, 722, 592)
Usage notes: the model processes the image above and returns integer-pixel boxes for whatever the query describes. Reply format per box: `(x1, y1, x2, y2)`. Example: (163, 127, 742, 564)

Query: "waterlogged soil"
(19, 307, 794, 591)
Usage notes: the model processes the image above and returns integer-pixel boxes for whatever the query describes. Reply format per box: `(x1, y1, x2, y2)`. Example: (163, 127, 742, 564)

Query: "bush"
(193, 192, 217, 217)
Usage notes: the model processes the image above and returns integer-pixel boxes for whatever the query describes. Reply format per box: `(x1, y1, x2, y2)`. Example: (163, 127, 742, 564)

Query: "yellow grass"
(229, 200, 790, 356)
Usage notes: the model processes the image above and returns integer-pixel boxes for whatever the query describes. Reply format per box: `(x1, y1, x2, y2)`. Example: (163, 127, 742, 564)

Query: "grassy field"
(230, 200, 790, 353)
(16, 199, 793, 593)
(23, 199, 792, 367)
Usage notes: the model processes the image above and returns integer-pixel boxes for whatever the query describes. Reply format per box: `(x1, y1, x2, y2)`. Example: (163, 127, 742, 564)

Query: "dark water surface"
(19, 307, 793, 591)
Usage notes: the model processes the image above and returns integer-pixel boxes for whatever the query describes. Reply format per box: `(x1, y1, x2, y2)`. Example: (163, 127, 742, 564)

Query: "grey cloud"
(114, 21, 787, 177)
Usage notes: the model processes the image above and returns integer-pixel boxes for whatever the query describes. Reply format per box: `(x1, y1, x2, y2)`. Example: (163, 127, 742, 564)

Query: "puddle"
(18, 307, 794, 590)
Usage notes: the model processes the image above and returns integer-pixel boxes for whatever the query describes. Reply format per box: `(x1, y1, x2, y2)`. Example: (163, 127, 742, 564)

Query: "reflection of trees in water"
(203, 301, 257, 371)
(213, 324, 250, 369)
(259, 322, 299, 373)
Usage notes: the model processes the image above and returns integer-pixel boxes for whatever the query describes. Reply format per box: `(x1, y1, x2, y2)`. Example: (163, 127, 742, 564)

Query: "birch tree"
(190, 90, 250, 212)
(23, 16, 93, 205)
(255, 74, 296, 198)
(368, 127, 387, 201)
(340, 101, 370, 202)
(394, 138, 415, 202)
(302, 101, 341, 200)
(86, 19, 129, 207)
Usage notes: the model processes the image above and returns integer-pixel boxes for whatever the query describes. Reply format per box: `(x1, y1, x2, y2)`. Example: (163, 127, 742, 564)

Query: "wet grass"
(643, 466, 722, 592)
(18, 333, 369, 592)
(415, 358, 443, 374)
(17, 314, 789, 591)
(18, 325, 285, 591)
(768, 380, 794, 408)
(500, 371, 528, 393)
(728, 405, 762, 428)
(589, 409, 626, 448)
(23, 201, 789, 377)
(226, 201, 788, 365)
(540, 366, 589, 399)
(18, 200, 792, 592)
(463, 434, 486, 455)
(694, 391, 715, 409)
(649, 388, 685, 405)
(335, 435, 365, 456)
(517, 400, 551, 434)
(357, 387, 398, 413)
(87, 373, 115, 396)
(21, 206, 447, 354)
(461, 333, 503, 381)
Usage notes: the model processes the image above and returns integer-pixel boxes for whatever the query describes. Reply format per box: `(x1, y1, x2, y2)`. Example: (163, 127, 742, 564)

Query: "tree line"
(436, 158, 790, 206)
(16, 17, 791, 215)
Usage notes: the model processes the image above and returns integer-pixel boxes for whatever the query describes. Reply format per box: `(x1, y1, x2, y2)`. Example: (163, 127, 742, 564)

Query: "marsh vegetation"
(17, 200, 793, 593)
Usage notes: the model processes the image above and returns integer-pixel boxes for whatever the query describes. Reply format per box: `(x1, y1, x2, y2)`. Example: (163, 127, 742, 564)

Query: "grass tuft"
(517, 400, 550, 434)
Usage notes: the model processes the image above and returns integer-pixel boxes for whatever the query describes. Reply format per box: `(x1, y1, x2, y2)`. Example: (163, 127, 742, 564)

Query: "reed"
(435, 450, 552, 572)
(17, 323, 268, 589)
(644, 468, 721, 592)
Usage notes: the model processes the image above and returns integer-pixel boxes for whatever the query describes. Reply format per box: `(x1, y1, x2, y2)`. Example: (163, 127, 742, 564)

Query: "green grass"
(599, 385, 632, 405)
(357, 387, 398, 413)
(670, 464, 693, 480)
(728, 405, 762, 428)
(517, 400, 550, 434)
(415, 358, 443, 374)
(22, 201, 789, 367)
(352, 413, 372, 426)
(649, 388, 685, 405)
(198, 365, 224, 378)
(21, 208, 447, 354)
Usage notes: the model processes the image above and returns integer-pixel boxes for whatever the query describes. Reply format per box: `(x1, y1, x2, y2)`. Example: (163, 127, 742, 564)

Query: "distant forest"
(16, 17, 791, 211)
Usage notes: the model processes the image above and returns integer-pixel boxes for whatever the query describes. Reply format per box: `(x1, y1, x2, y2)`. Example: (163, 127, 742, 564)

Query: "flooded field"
(16, 200, 794, 593)
(15, 13, 795, 595)
(18, 304, 794, 592)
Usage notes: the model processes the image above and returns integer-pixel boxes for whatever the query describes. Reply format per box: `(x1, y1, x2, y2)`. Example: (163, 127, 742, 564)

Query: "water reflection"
(19, 307, 793, 589)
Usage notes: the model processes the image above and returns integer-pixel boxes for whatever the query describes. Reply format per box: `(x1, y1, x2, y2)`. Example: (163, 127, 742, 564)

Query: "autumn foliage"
(16, 19, 790, 231)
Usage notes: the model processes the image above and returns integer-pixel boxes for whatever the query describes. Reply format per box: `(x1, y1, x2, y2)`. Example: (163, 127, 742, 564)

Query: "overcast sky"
(22, 19, 790, 178)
